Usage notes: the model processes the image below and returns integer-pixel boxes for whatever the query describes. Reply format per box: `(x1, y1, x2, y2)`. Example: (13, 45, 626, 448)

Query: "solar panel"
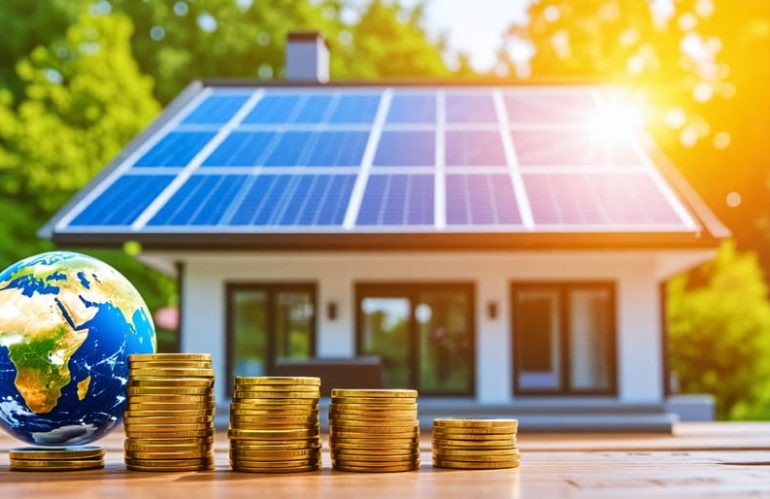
(523, 173, 682, 225)
(70, 175, 174, 226)
(54, 85, 698, 237)
(446, 174, 521, 225)
(134, 132, 216, 167)
(374, 131, 435, 167)
(356, 174, 434, 226)
(445, 131, 507, 167)
(182, 94, 251, 124)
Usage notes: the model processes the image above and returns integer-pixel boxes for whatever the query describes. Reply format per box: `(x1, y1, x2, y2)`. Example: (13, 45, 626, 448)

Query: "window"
(226, 283, 316, 394)
(356, 283, 475, 396)
(512, 282, 616, 395)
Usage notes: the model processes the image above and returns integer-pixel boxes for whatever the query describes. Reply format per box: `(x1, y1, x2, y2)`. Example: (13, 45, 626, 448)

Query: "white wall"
(160, 250, 702, 404)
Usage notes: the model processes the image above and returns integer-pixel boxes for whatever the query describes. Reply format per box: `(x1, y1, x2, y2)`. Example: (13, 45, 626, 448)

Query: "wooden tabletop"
(3, 423, 770, 498)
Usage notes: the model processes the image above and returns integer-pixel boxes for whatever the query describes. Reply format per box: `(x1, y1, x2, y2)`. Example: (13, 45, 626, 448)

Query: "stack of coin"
(329, 389, 420, 473)
(228, 376, 321, 473)
(432, 418, 520, 469)
(124, 353, 215, 472)
(9, 446, 105, 472)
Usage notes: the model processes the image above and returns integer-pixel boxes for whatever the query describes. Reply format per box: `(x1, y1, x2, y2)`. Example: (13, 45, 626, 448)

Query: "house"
(42, 33, 728, 432)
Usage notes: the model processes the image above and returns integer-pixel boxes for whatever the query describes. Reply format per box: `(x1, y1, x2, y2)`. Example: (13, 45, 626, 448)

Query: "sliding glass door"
(512, 282, 616, 396)
(357, 283, 475, 396)
(227, 283, 316, 391)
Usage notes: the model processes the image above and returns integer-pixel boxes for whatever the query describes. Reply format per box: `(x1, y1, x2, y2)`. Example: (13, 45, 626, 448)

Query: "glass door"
(357, 283, 474, 396)
(227, 284, 316, 391)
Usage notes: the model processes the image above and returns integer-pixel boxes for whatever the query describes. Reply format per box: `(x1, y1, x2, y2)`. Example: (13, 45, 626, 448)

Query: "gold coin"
(234, 384, 320, 392)
(130, 368, 215, 378)
(9, 459, 105, 469)
(432, 449, 521, 461)
(126, 463, 214, 472)
(124, 415, 214, 425)
(129, 353, 212, 362)
(330, 424, 418, 434)
(432, 437, 517, 448)
(125, 456, 213, 466)
(330, 430, 418, 440)
(228, 429, 319, 440)
(127, 389, 213, 398)
(333, 463, 418, 473)
(329, 416, 417, 425)
(330, 443, 417, 453)
(234, 376, 320, 385)
(129, 361, 212, 369)
(330, 408, 417, 417)
(126, 450, 214, 460)
(330, 400, 418, 409)
(231, 399, 317, 406)
(432, 426, 516, 435)
(331, 389, 417, 398)
(232, 391, 319, 399)
(129, 378, 213, 387)
(231, 414, 318, 424)
(232, 463, 319, 473)
(125, 441, 213, 451)
(127, 393, 214, 402)
(127, 401, 214, 410)
(229, 456, 318, 466)
(332, 456, 419, 467)
(330, 436, 419, 445)
(231, 440, 321, 450)
(431, 429, 516, 440)
(125, 420, 212, 429)
(229, 448, 318, 458)
(332, 451, 419, 462)
(433, 458, 520, 469)
(433, 418, 518, 429)
(9, 446, 105, 461)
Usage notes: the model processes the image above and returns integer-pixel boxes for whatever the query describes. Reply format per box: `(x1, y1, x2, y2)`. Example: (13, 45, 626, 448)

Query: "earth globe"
(0, 251, 156, 446)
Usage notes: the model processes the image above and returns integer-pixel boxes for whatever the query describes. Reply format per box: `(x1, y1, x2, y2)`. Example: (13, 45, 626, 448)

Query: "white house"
(43, 33, 728, 431)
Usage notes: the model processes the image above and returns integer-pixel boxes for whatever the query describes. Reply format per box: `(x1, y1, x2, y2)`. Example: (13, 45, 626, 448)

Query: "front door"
(356, 283, 475, 396)
(226, 283, 316, 392)
(511, 282, 616, 396)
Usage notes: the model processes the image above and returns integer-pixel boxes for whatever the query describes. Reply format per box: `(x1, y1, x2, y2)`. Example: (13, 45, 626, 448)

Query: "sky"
(346, 0, 532, 72)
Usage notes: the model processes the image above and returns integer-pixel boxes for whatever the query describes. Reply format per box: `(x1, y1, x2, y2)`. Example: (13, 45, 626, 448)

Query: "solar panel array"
(59, 86, 697, 234)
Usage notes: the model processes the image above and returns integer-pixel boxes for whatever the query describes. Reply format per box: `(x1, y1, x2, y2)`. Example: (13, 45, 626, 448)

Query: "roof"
(41, 80, 730, 251)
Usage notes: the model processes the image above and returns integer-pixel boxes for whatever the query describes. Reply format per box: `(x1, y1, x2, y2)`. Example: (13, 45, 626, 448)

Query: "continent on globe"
(0, 251, 156, 446)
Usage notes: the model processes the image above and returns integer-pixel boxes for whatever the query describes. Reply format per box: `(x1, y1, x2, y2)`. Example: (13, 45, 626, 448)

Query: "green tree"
(668, 242, 770, 419)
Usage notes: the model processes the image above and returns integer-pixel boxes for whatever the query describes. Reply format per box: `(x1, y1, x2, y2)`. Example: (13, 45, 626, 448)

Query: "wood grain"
(2, 423, 770, 498)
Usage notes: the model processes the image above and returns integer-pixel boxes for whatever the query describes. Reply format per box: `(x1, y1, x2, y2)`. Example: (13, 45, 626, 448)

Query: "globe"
(0, 251, 156, 445)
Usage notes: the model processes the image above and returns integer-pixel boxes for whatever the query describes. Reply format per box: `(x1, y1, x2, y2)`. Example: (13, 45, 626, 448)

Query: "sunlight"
(586, 98, 644, 141)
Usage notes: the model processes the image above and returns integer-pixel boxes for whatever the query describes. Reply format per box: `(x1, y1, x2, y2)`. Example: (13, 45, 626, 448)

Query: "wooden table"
(3, 423, 770, 498)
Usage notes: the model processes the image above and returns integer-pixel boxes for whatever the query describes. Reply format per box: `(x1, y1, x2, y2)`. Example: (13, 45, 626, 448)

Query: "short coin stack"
(124, 353, 215, 472)
(329, 389, 420, 473)
(9, 446, 105, 472)
(228, 376, 321, 473)
(432, 418, 520, 469)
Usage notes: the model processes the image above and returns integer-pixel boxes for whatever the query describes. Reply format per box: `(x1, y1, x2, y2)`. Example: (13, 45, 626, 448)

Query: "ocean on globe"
(0, 251, 156, 446)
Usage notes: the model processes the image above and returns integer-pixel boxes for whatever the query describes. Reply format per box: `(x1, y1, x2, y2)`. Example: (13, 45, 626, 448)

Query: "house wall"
(168, 251, 693, 404)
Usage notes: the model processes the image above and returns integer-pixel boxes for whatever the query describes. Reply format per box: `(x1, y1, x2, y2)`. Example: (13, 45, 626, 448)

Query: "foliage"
(668, 241, 770, 419)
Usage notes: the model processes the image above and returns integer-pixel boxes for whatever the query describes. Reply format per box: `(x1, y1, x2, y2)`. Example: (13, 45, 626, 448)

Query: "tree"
(668, 242, 770, 419)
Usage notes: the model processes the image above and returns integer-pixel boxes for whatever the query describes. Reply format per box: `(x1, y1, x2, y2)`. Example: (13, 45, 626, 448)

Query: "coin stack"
(329, 389, 420, 473)
(432, 418, 520, 469)
(9, 446, 105, 472)
(124, 353, 216, 472)
(228, 376, 321, 473)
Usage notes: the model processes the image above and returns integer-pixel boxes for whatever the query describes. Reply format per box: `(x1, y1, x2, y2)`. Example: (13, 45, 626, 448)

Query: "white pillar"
(317, 272, 354, 357)
(476, 273, 511, 402)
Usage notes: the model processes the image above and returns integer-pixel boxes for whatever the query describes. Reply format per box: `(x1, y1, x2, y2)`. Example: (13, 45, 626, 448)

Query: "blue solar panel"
(265, 131, 369, 167)
(229, 174, 356, 226)
(134, 132, 216, 167)
(446, 174, 520, 225)
(242, 95, 302, 124)
(445, 131, 507, 166)
(181, 94, 251, 124)
(328, 95, 381, 124)
(386, 94, 436, 124)
(294, 95, 334, 123)
(202, 132, 274, 167)
(356, 174, 434, 225)
(374, 131, 435, 167)
(70, 175, 174, 226)
(148, 175, 247, 225)
(445, 94, 498, 123)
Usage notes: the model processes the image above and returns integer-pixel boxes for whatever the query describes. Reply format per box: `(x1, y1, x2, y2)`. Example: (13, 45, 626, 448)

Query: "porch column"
(476, 274, 511, 402)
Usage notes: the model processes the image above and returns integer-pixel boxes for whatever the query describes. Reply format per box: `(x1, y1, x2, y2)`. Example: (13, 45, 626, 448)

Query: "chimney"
(285, 31, 330, 83)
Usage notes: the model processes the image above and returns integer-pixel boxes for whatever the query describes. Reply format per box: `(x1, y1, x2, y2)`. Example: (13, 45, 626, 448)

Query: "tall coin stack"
(9, 446, 105, 472)
(329, 389, 420, 473)
(432, 418, 520, 469)
(228, 376, 321, 473)
(124, 353, 216, 472)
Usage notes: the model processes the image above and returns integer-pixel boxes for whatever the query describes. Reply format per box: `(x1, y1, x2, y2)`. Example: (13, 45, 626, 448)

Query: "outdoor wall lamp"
(487, 301, 498, 320)
(327, 301, 338, 321)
